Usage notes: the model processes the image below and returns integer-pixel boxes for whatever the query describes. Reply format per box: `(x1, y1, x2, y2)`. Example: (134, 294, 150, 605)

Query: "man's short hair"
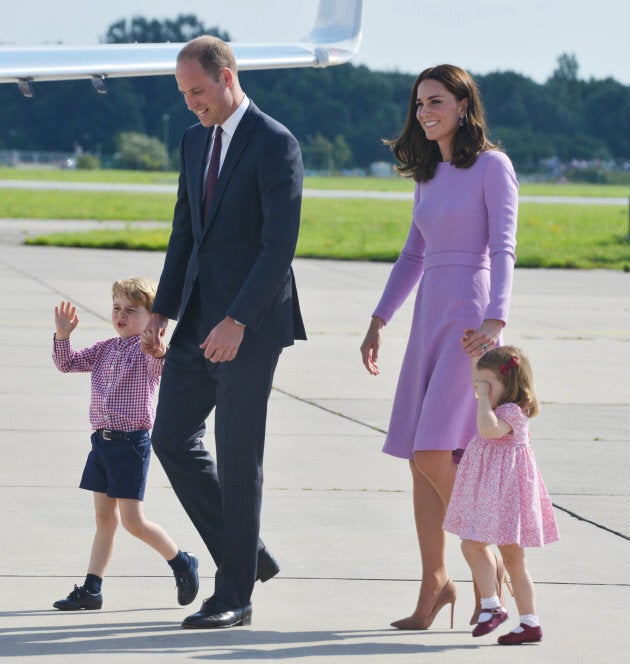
(177, 36, 238, 80)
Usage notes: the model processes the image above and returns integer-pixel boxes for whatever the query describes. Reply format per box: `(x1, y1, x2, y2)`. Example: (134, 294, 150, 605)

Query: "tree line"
(1, 15, 629, 176)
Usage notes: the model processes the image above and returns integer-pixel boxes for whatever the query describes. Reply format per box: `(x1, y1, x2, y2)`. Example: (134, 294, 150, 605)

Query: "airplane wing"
(0, 0, 362, 97)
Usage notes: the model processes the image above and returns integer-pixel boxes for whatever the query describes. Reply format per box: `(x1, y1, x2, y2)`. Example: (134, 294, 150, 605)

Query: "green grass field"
(1, 168, 628, 269)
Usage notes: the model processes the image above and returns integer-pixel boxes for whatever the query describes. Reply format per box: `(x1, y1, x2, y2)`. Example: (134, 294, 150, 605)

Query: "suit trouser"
(151, 295, 280, 608)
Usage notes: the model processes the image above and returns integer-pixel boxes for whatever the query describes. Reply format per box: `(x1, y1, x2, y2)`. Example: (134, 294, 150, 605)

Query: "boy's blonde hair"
(476, 345, 539, 417)
(111, 277, 158, 313)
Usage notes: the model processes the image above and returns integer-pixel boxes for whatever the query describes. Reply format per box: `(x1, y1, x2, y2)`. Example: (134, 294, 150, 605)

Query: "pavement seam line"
(551, 503, 630, 542)
(272, 386, 387, 434)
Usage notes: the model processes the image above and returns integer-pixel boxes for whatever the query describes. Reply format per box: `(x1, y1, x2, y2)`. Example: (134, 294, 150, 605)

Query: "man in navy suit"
(142, 35, 306, 629)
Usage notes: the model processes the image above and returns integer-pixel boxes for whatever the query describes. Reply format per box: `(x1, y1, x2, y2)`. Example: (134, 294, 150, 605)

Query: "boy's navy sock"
(84, 573, 102, 595)
(167, 550, 190, 573)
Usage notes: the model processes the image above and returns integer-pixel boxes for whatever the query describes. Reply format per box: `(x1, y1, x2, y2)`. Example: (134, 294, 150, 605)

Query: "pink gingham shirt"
(53, 335, 164, 431)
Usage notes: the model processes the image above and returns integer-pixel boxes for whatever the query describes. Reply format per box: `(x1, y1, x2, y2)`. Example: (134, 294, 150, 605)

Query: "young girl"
(443, 345, 559, 645)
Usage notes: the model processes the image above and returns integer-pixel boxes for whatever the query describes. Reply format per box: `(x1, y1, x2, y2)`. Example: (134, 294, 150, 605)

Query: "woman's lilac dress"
(373, 151, 518, 457)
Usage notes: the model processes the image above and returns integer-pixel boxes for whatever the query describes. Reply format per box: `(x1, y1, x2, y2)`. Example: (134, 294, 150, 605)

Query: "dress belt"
(424, 251, 490, 271)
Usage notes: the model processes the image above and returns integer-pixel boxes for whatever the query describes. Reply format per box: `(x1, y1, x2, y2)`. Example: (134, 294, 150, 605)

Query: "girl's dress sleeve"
(494, 402, 525, 433)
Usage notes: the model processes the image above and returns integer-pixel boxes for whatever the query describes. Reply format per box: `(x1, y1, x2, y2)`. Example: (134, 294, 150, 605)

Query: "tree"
(546, 52, 583, 118)
(333, 135, 352, 172)
(113, 132, 168, 170)
(551, 53, 579, 82)
(104, 15, 229, 44)
(583, 79, 630, 159)
(240, 64, 409, 168)
(304, 134, 334, 171)
(490, 127, 556, 173)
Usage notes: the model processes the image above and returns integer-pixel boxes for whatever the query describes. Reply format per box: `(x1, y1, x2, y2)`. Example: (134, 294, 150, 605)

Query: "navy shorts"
(79, 429, 151, 500)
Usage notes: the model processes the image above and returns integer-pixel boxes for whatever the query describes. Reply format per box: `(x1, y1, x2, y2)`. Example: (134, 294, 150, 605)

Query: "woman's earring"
(458, 114, 466, 127)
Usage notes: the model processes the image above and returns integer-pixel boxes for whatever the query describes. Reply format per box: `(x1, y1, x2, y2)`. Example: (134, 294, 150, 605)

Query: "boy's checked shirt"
(53, 335, 164, 432)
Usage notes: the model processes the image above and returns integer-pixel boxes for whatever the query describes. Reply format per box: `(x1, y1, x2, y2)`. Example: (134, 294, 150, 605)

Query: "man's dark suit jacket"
(153, 100, 306, 350)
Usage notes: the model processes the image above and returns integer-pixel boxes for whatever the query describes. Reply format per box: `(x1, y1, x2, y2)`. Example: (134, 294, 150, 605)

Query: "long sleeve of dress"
(372, 184, 425, 323)
(483, 152, 518, 323)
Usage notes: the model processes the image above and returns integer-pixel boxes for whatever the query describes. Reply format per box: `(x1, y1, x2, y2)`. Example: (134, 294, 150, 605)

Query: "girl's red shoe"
(498, 623, 543, 645)
(471, 606, 508, 637)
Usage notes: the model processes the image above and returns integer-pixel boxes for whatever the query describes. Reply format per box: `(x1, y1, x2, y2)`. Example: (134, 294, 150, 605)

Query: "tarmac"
(0, 228, 629, 663)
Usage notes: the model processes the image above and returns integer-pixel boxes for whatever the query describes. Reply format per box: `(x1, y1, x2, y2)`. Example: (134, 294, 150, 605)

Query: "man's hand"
(142, 313, 169, 356)
(200, 316, 245, 363)
(141, 329, 167, 358)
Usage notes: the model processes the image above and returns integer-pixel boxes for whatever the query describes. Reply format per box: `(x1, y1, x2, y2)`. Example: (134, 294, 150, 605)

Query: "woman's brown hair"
(385, 64, 497, 182)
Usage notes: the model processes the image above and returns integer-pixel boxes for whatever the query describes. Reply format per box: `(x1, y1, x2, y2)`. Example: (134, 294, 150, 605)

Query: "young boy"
(51, 277, 198, 611)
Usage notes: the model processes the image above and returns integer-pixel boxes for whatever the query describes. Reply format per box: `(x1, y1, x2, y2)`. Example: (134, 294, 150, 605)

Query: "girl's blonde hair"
(111, 277, 157, 313)
(476, 345, 539, 417)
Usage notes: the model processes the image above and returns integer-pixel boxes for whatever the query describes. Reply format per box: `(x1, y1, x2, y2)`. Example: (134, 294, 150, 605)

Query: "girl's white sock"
(478, 595, 501, 622)
(511, 614, 540, 633)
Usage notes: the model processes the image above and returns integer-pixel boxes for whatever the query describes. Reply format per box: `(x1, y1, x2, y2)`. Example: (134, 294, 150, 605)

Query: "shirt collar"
(117, 335, 140, 349)
(219, 95, 250, 139)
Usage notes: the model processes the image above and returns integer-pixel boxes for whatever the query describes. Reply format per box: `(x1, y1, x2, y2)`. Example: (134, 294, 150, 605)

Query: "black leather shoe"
(53, 585, 103, 611)
(175, 553, 199, 606)
(256, 549, 280, 582)
(182, 598, 253, 629)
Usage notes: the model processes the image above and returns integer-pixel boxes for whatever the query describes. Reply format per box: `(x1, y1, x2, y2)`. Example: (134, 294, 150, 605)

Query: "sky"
(2, 0, 629, 85)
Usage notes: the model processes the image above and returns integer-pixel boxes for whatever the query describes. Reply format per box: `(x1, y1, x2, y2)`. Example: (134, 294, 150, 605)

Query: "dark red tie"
(203, 126, 223, 218)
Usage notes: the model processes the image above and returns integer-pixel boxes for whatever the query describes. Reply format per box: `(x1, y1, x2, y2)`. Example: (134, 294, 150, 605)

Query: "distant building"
(369, 161, 395, 178)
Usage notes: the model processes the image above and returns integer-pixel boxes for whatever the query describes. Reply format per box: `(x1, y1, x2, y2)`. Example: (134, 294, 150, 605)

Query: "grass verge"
(20, 200, 630, 271)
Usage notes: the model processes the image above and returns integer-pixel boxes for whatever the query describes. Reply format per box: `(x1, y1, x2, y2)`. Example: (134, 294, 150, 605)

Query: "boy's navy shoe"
(53, 585, 103, 611)
(175, 553, 199, 606)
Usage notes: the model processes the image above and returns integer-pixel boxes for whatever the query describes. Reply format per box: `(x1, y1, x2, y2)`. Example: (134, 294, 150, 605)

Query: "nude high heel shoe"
(469, 553, 514, 625)
(391, 579, 457, 630)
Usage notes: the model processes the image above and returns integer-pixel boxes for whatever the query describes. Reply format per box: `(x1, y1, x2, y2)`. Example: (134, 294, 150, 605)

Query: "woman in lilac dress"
(360, 64, 518, 630)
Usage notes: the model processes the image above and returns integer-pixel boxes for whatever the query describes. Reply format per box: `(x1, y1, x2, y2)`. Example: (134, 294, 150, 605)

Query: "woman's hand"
(461, 319, 504, 358)
(360, 316, 386, 375)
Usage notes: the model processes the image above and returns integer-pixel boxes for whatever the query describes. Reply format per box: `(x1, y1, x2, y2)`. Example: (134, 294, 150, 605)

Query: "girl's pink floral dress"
(444, 402, 559, 546)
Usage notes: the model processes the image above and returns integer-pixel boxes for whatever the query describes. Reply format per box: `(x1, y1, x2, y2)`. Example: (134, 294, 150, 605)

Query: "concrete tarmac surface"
(0, 235, 628, 663)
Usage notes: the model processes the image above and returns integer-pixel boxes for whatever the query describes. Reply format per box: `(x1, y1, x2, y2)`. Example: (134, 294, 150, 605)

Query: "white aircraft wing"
(0, 0, 362, 97)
